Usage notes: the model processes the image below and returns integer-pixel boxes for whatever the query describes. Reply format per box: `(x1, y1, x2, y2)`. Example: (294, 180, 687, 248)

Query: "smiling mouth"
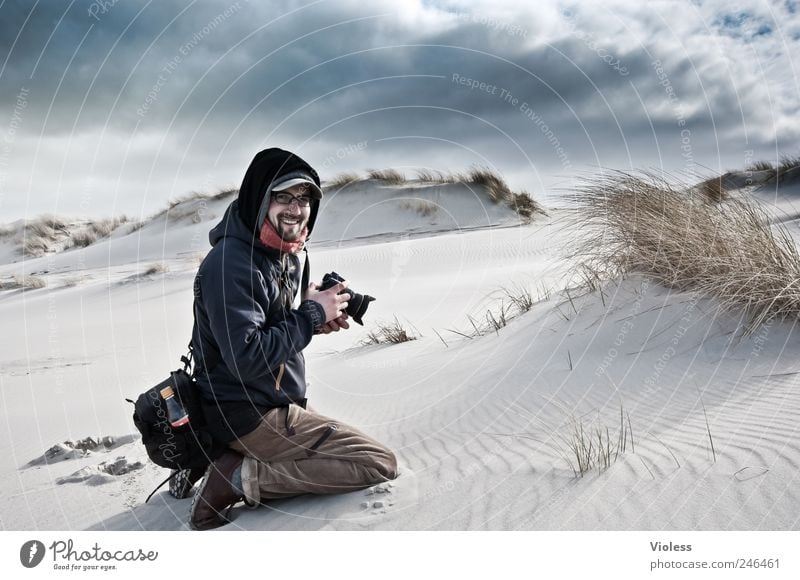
(279, 215, 302, 226)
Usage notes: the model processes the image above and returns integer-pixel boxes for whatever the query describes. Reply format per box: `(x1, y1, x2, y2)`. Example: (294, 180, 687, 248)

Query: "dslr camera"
(319, 271, 375, 326)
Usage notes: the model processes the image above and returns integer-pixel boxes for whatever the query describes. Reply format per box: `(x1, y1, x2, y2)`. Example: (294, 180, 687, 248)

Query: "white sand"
(1, 178, 799, 531)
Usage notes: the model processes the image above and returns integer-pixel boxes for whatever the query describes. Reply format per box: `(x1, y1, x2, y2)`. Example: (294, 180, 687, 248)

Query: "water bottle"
(159, 385, 189, 427)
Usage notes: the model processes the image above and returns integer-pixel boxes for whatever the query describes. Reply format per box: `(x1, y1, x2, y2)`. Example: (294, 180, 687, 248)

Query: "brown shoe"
(190, 450, 244, 531)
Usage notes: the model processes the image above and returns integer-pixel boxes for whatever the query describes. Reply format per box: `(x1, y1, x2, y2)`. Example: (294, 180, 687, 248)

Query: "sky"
(0, 0, 799, 221)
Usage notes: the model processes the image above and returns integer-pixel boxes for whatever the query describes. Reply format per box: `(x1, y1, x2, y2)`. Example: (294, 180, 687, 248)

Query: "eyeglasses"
(272, 192, 312, 207)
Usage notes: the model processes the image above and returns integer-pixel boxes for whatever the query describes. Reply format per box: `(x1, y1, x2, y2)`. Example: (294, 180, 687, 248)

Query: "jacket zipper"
(275, 363, 285, 391)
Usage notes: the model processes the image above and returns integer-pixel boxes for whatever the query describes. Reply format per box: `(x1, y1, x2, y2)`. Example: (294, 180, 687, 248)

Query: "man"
(188, 147, 397, 531)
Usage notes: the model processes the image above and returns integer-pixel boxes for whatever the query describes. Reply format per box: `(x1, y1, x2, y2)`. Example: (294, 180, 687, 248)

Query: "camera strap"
(301, 247, 310, 299)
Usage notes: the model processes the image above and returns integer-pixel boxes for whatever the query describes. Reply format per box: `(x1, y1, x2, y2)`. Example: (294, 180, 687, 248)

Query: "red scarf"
(259, 220, 308, 254)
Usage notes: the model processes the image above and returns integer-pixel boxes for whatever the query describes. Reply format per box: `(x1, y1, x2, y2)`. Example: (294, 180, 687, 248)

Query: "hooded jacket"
(191, 148, 325, 442)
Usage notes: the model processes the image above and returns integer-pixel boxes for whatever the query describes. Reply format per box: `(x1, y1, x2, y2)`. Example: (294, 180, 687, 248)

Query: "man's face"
(266, 184, 312, 241)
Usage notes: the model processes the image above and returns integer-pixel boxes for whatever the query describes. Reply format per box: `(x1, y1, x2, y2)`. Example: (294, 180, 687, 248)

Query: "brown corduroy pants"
(228, 404, 397, 502)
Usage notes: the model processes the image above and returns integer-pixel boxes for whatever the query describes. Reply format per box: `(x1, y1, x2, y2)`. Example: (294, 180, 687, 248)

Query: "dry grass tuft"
(399, 199, 438, 217)
(367, 168, 406, 184)
(458, 166, 544, 221)
(0, 275, 47, 290)
(21, 235, 51, 257)
(326, 172, 362, 189)
(777, 154, 800, 182)
(510, 191, 543, 222)
(462, 166, 512, 204)
(361, 316, 417, 345)
(142, 262, 168, 276)
(68, 217, 129, 248)
(154, 186, 235, 222)
(211, 187, 238, 200)
(445, 284, 539, 339)
(696, 176, 728, 203)
(569, 170, 800, 330)
(27, 215, 68, 238)
(127, 220, 145, 233)
(68, 230, 97, 248)
(15, 214, 130, 256)
(555, 407, 635, 477)
(323, 166, 543, 221)
(20, 215, 71, 256)
(746, 160, 775, 172)
(414, 168, 450, 183)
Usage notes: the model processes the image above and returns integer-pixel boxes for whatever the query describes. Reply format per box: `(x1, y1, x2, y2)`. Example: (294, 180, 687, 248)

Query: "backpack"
(127, 348, 226, 500)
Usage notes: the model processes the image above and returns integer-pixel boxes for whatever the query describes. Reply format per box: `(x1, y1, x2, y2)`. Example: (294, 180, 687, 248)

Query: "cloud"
(1, 0, 798, 218)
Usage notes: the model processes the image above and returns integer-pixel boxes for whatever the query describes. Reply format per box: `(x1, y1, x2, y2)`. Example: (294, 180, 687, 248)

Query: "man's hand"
(305, 281, 350, 324)
(319, 311, 350, 334)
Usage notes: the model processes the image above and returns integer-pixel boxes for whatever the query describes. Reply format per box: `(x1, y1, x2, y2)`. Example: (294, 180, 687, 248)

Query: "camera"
(319, 271, 375, 326)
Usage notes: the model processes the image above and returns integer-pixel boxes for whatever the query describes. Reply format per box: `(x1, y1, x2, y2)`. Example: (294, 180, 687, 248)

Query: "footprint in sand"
(360, 482, 396, 514)
(360, 469, 422, 517)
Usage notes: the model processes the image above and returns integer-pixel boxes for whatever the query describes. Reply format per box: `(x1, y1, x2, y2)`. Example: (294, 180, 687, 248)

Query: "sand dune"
(2, 174, 799, 531)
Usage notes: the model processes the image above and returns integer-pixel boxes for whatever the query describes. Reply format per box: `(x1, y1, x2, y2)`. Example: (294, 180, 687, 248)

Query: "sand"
(1, 176, 799, 531)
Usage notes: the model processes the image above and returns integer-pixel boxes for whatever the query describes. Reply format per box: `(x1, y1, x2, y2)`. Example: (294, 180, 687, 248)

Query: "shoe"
(189, 451, 244, 531)
(168, 466, 206, 499)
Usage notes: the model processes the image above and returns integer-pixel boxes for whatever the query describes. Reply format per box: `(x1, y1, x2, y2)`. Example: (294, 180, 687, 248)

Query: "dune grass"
(13, 214, 131, 256)
(167, 187, 237, 208)
(777, 154, 800, 181)
(326, 171, 362, 189)
(414, 168, 449, 182)
(68, 217, 129, 248)
(569, 170, 800, 330)
(510, 191, 540, 220)
(411, 166, 517, 203)
(556, 407, 635, 477)
(399, 199, 438, 216)
(461, 167, 511, 203)
(142, 262, 168, 276)
(744, 154, 800, 183)
(696, 175, 728, 203)
(361, 316, 417, 345)
(444, 284, 540, 340)
(746, 160, 775, 172)
(367, 168, 407, 184)
(27, 215, 68, 238)
(460, 167, 544, 221)
(21, 235, 51, 257)
(20, 215, 70, 257)
(211, 187, 238, 200)
(0, 275, 47, 290)
(152, 186, 237, 223)
(336, 165, 544, 222)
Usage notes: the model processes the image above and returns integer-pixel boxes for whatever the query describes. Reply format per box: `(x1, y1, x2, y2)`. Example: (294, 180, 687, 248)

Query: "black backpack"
(128, 348, 226, 500)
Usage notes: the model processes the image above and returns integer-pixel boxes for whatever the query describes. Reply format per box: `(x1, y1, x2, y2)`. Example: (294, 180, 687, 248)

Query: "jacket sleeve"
(199, 245, 325, 383)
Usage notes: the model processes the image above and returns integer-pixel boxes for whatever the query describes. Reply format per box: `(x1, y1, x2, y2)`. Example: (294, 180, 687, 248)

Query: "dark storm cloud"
(0, 1, 757, 138)
(1, 0, 798, 218)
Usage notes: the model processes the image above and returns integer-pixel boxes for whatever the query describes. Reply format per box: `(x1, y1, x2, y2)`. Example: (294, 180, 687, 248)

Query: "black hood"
(236, 147, 322, 238)
(208, 200, 261, 248)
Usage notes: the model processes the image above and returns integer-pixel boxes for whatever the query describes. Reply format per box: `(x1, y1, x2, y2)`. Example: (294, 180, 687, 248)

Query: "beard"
(271, 213, 307, 241)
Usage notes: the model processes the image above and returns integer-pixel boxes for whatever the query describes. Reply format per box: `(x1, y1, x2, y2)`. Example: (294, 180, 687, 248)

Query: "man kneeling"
(188, 147, 397, 530)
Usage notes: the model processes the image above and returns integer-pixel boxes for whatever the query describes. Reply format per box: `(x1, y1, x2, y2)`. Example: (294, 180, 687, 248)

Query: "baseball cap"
(272, 173, 323, 199)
